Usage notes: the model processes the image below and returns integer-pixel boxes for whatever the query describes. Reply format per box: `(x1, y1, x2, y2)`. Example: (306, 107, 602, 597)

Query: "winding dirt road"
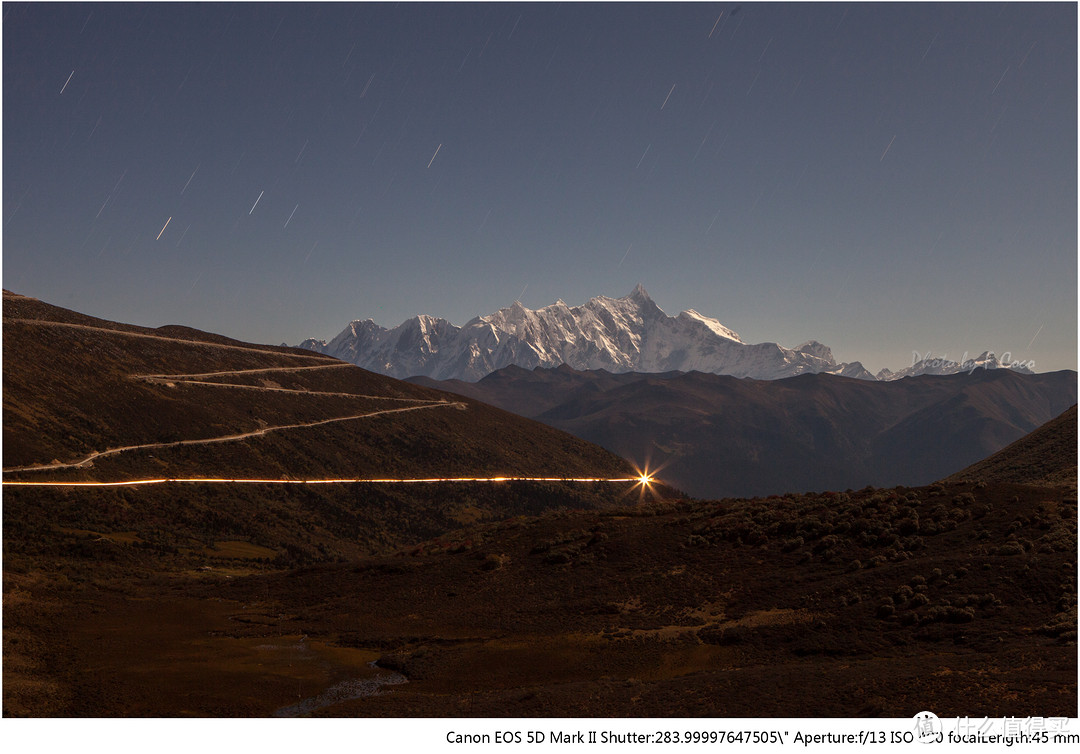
(3, 401, 464, 473)
(2, 321, 465, 474)
(3, 310, 647, 488)
(134, 363, 437, 401)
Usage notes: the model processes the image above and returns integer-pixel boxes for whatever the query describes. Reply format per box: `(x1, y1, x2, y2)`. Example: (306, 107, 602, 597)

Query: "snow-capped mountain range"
(297, 285, 1031, 382)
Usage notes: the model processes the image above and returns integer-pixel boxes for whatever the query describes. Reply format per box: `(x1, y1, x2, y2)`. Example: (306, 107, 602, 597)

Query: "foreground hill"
(3, 291, 637, 560)
(412, 365, 1077, 498)
(946, 405, 1077, 488)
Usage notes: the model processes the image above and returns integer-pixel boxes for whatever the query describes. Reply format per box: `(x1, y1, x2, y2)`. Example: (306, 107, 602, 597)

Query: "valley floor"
(4, 481, 1076, 717)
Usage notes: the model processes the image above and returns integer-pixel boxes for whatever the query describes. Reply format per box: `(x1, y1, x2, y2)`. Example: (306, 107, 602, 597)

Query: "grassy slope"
(946, 405, 1077, 488)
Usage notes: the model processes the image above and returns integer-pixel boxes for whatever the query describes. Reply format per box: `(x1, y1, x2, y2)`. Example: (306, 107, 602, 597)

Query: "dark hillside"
(946, 405, 1077, 488)
(3, 292, 637, 562)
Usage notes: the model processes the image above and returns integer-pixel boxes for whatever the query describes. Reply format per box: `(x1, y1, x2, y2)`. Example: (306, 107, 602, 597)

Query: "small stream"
(272, 662, 407, 717)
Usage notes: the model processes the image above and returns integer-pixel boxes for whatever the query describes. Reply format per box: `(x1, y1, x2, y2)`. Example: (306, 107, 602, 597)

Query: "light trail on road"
(1, 312, 660, 495)
(2, 475, 654, 488)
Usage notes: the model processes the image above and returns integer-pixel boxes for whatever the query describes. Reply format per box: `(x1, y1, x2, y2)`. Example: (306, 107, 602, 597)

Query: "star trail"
(3, 3, 1075, 374)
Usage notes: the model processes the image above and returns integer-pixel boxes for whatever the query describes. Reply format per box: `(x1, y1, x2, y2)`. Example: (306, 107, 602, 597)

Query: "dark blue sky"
(3, 2, 1076, 373)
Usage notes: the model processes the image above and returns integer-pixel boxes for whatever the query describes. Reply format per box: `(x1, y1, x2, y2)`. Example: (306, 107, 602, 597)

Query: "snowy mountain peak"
(679, 309, 743, 344)
(629, 282, 651, 300)
(796, 340, 834, 362)
(299, 287, 874, 382)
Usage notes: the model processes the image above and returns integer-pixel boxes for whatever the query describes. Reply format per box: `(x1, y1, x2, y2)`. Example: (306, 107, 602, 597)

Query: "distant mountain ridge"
(410, 365, 1077, 499)
(299, 285, 1033, 383)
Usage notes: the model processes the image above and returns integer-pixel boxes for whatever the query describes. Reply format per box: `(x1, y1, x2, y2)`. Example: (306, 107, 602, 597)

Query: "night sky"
(3, 2, 1076, 374)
